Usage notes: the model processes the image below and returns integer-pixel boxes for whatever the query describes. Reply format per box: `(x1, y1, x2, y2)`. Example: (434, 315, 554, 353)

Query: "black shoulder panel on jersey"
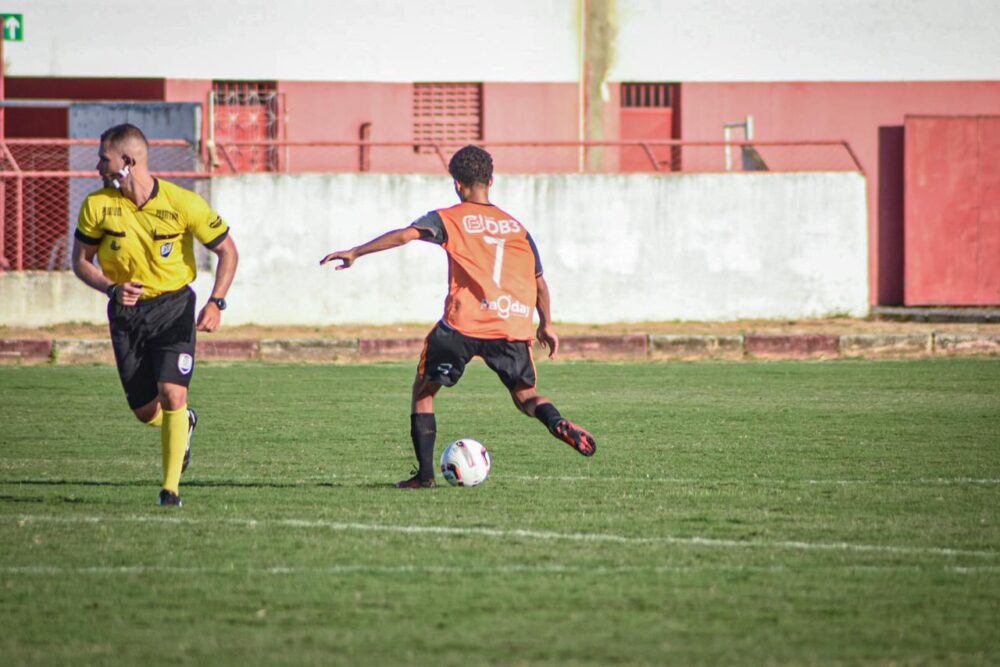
(74, 228, 102, 245)
(204, 229, 229, 250)
(410, 211, 447, 245)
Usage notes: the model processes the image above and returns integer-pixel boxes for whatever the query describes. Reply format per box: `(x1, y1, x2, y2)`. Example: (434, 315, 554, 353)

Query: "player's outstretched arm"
(320, 227, 422, 270)
(535, 274, 559, 359)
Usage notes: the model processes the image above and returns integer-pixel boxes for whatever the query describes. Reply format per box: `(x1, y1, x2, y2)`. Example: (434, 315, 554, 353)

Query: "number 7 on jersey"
(483, 236, 505, 287)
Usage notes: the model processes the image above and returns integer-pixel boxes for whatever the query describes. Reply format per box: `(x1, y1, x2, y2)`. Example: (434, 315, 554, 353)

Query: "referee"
(71, 123, 239, 507)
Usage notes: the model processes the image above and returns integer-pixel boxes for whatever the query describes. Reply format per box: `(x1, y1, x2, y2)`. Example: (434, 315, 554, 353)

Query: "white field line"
(2, 462, 998, 487)
(12, 514, 999, 560)
(5, 474, 998, 486)
(2, 564, 999, 576)
(505, 475, 1000, 486)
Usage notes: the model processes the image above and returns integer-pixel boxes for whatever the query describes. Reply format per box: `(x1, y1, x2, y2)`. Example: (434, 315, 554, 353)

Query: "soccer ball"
(439, 439, 492, 487)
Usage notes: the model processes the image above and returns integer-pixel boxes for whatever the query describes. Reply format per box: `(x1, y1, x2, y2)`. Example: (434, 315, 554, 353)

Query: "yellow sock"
(145, 409, 163, 427)
(161, 406, 188, 494)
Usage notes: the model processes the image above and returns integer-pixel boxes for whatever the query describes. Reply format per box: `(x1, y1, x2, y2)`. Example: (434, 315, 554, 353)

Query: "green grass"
(1, 359, 999, 666)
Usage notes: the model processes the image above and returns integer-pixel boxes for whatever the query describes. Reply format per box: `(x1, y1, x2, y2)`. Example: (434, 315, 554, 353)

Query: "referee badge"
(178, 353, 194, 375)
(160, 242, 174, 257)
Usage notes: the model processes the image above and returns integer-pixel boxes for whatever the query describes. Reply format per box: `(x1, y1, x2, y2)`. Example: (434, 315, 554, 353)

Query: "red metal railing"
(209, 139, 864, 175)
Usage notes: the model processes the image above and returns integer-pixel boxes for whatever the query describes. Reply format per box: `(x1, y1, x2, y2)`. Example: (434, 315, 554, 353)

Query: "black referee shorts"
(417, 321, 536, 391)
(108, 286, 197, 409)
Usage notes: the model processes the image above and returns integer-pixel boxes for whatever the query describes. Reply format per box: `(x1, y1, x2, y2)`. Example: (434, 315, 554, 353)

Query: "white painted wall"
(613, 0, 1000, 82)
(3, 0, 578, 82)
(0, 172, 868, 327)
(4, 0, 998, 82)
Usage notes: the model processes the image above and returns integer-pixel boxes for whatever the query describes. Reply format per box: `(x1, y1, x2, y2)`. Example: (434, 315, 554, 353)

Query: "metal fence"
(0, 139, 206, 270)
(1, 139, 861, 271)
(209, 139, 863, 176)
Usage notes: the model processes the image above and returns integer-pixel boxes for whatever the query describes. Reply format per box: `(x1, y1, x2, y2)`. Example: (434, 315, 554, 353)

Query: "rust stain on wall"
(584, 0, 617, 170)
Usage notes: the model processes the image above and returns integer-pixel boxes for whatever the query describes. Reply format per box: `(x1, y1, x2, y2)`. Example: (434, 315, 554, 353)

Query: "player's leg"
(130, 396, 193, 473)
(509, 384, 596, 456)
(398, 322, 472, 488)
(483, 340, 597, 457)
(148, 289, 198, 506)
(133, 399, 162, 425)
(156, 381, 190, 504)
(110, 302, 160, 421)
(399, 375, 442, 488)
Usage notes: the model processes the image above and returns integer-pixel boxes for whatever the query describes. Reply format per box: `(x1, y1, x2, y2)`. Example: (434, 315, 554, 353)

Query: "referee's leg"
(157, 382, 190, 497)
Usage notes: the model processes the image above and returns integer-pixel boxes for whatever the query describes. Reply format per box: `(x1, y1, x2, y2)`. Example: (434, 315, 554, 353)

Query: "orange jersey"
(414, 202, 541, 341)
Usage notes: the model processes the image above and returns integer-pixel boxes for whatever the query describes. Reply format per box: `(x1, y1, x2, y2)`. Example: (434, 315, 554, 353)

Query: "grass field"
(1, 359, 999, 666)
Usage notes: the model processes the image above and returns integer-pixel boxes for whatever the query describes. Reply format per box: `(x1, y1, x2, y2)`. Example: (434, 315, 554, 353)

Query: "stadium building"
(1, 0, 998, 324)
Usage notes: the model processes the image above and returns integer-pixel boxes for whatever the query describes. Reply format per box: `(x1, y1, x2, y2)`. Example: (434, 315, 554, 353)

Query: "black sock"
(534, 403, 563, 433)
(410, 413, 436, 481)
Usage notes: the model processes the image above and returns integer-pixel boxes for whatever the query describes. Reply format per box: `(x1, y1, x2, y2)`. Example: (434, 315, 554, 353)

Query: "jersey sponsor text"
(481, 294, 531, 320)
(462, 214, 522, 236)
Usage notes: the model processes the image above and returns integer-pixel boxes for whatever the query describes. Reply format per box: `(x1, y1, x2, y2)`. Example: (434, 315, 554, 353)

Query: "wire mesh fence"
(0, 140, 204, 270)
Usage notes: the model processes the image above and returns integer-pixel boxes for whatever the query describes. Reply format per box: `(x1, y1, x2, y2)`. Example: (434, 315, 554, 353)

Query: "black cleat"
(182, 408, 197, 473)
(158, 489, 183, 507)
(552, 419, 597, 457)
(395, 474, 436, 489)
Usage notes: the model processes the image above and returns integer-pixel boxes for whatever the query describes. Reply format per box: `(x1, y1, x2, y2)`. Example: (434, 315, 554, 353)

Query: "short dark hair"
(100, 123, 148, 149)
(448, 145, 493, 186)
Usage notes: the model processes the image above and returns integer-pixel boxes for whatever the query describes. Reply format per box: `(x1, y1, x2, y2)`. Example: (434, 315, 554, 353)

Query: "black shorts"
(108, 286, 197, 409)
(418, 321, 536, 391)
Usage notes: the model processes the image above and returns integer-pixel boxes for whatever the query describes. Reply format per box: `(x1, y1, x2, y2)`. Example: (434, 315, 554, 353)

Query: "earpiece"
(112, 163, 131, 189)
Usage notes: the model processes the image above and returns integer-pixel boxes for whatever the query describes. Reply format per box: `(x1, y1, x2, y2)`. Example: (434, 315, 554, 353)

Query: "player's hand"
(118, 281, 144, 306)
(196, 302, 222, 332)
(537, 325, 559, 359)
(319, 249, 356, 270)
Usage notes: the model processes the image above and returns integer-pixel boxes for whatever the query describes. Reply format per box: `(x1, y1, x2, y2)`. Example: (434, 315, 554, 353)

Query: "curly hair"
(448, 145, 493, 186)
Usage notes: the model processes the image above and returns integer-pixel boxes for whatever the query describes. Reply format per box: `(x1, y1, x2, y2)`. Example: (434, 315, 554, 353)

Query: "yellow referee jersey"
(75, 179, 229, 299)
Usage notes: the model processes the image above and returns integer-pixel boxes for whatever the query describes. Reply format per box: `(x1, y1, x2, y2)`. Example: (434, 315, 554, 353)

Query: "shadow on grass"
(0, 479, 340, 489)
(0, 494, 50, 503)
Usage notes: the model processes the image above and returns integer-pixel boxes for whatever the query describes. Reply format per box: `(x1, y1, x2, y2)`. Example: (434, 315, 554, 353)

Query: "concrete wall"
(679, 82, 1000, 306)
(0, 173, 868, 326)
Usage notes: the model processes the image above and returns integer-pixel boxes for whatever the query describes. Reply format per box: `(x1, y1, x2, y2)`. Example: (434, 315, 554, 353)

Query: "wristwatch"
(208, 297, 227, 310)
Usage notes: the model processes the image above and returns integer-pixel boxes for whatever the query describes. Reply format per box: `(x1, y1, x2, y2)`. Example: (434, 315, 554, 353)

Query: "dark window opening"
(621, 83, 673, 109)
(413, 83, 483, 152)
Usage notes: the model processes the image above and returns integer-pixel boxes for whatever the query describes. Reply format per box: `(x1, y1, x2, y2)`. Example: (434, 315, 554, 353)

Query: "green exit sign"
(0, 13, 22, 41)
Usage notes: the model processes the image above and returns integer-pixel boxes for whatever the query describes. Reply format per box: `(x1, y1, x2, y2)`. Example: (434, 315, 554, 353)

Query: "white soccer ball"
(440, 439, 492, 487)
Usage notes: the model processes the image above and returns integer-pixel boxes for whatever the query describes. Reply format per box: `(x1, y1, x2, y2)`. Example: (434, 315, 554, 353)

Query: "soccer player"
(71, 123, 239, 507)
(320, 145, 596, 488)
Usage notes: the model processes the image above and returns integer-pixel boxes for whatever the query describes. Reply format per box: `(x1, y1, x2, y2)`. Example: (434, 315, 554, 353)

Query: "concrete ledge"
(746, 335, 840, 359)
(53, 339, 114, 364)
(6, 332, 1000, 364)
(934, 333, 1000, 355)
(547, 335, 648, 360)
(650, 334, 744, 359)
(839, 333, 932, 357)
(0, 339, 53, 364)
(260, 338, 359, 362)
(196, 340, 259, 360)
(358, 337, 425, 360)
(874, 306, 1000, 324)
